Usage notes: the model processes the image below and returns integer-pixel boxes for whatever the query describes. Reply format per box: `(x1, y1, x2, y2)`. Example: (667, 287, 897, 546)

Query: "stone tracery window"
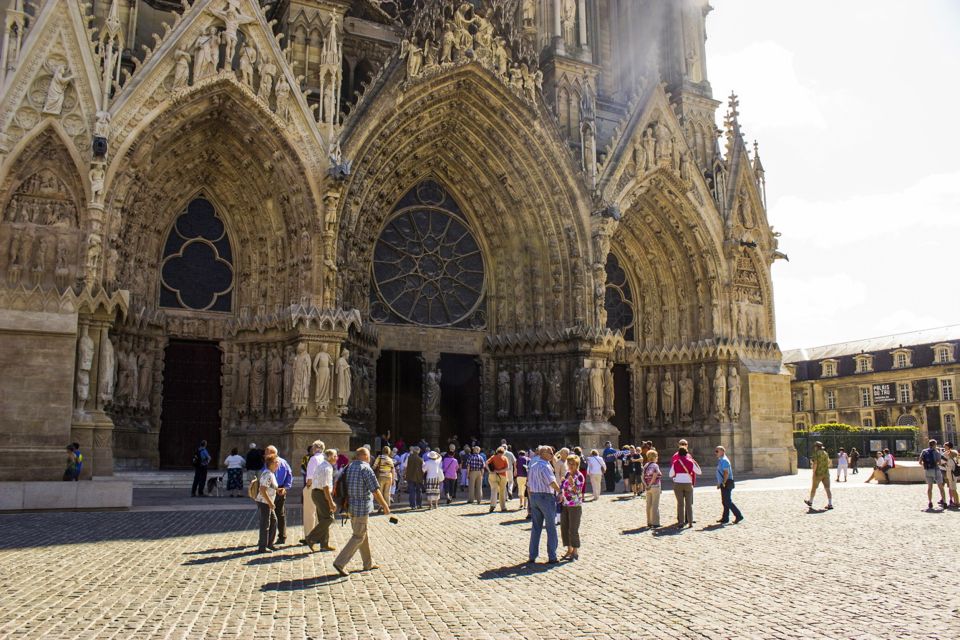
(370, 180, 486, 328)
(159, 198, 234, 312)
(604, 252, 634, 340)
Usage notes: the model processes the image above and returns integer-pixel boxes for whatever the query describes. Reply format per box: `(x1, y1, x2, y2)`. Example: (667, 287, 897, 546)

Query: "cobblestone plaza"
(1, 475, 955, 639)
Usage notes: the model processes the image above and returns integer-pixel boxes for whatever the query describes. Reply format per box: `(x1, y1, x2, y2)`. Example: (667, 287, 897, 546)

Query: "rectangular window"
(860, 387, 872, 407)
(856, 359, 870, 373)
(863, 417, 874, 428)
(794, 396, 804, 412)
(946, 414, 957, 440)
(941, 379, 954, 401)
(895, 353, 908, 368)
(897, 383, 911, 404)
(826, 390, 837, 410)
(936, 348, 947, 363)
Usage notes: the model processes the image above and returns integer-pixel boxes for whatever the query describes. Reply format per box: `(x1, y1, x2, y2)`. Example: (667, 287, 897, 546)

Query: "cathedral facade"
(0, 0, 794, 480)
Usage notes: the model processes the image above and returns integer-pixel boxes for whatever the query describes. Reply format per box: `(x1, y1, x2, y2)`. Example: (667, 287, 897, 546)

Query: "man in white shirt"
(503, 445, 517, 499)
(301, 448, 337, 552)
(302, 440, 325, 537)
(585, 449, 606, 501)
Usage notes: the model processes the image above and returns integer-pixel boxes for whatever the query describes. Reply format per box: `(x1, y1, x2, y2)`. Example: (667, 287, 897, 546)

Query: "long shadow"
(260, 574, 344, 591)
(621, 526, 650, 535)
(698, 523, 726, 532)
(246, 551, 312, 565)
(499, 518, 529, 526)
(652, 526, 686, 537)
(182, 549, 258, 565)
(184, 545, 248, 555)
(614, 496, 637, 502)
(458, 511, 490, 518)
(478, 561, 558, 580)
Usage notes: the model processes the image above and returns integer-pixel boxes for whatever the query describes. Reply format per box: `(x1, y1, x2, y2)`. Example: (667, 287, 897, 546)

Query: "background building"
(784, 326, 959, 444)
(0, 0, 793, 480)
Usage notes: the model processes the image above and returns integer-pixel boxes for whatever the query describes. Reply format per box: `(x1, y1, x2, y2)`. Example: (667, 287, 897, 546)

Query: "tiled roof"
(783, 325, 960, 364)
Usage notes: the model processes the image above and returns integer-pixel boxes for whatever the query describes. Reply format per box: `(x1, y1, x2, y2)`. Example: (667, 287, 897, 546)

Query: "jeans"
(719, 480, 742, 522)
(528, 492, 558, 561)
(674, 482, 694, 525)
(604, 465, 617, 492)
(256, 501, 277, 550)
(274, 493, 287, 540)
(408, 482, 423, 509)
(191, 467, 208, 496)
(443, 478, 457, 500)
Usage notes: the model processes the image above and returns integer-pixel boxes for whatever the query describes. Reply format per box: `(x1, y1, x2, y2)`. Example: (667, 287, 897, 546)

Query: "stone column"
(420, 351, 441, 446)
(71, 311, 118, 478)
(577, 0, 589, 52)
(553, 0, 565, 55)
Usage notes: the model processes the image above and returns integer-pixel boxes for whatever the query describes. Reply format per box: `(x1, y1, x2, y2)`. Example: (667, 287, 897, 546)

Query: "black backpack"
(334, 468, 350, 514)
(920, 448, 939, 470)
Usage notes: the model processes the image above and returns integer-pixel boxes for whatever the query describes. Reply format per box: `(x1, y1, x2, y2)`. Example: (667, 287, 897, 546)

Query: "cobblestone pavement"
(1, 474, 957, 639)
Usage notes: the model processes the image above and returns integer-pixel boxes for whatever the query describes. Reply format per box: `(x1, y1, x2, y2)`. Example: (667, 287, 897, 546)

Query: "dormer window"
(891, 349, 912, 369)
(854, 355, 873, 373)
(821, 359, 838, 377)
(933, 343, 955, 364)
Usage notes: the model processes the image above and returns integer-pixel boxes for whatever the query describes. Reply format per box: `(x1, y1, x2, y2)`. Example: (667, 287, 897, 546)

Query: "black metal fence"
(794, 430, 919, 468)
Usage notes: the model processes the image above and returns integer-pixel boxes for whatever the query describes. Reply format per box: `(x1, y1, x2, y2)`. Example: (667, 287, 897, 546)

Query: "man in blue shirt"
(191, 440, 211, 497)
(266, 445, 294, 544)
(602, 441, 618, 492)
(715, 445, 743, 524)
(71, 442, 83, 480)
(333, 447, 391, 576)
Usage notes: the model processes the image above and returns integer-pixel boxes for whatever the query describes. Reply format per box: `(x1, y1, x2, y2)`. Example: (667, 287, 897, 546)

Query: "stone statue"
(291, 342, 311, 410)
(209, 0, 256, 63)
(546, 365, 562, 418)
(54, 239, 70, 289)
(697, 364, 709, 417)
(171, 49, 191, 90)
(589, 363, 604, 420)
(115, 338, 130, 405)
(98, 334, 115, 405)
(604, 362, 616, 419)
(75, 326, 94, 411)
(473, 13, 495, 52)
(440, 23, 456, 64)
(497, 367, 511, 418)
(527, 368, 543, 417)
(661, 371, 675, 424)
(267, 347, 283, 415)
(126, 346, 139, 408)
(85, 233, 102, 281)
(512, 364, 525, 417)
(89, 164, 105, 201)
(713, 364, 727, 419)
(274, 79, 291, 120)
(561, 0, 577, 47)
(401, 38, 423, 79)
(250, 347, 266, 416)
(453, 3, 474, 51)
(94, 111, 111, 139)
(493, 37, 509, 75)
(104, 246, 119, 288)
(313, 349, 331, 411)
(679, 370, 694, 421)
(238, 42, 257, 87)
(645, 371, 657, 422)
(258, 61, 277, 102)
(335, 349, 352, 415)
(522, 0, 536, 25)
(137, 350, 153, 409)
(574, 365, 590, 416)
(42, 61, 74, 115)
(654, 122, 672, 165)
(282, 346, 294, 407)
(641, 127, 655, 172)
(424, 367, 442, 415)
(193, 26, 220, 81)
(728, 366, 741, 419)
(31, 235, 50, 286)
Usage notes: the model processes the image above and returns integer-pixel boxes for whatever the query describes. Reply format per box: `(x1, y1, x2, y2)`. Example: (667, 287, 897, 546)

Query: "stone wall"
(0, 308, 77, 481)
(744, 370, 796, 475)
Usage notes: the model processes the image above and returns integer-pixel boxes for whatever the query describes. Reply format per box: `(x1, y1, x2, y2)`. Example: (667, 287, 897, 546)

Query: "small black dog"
(205, 475, 223, 497)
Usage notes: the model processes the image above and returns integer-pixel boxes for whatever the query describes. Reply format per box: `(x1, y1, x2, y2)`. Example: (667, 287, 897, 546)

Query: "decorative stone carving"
(561, 0, 577, 47)
(313, 349, 331, 411)
(697, 364, 709, 417)
(424, 366, 442, 415)
(645, 370, 657, 423)
(291, 342, 311, 411)
(589, 362, 604, 420)
(238, 42, 257, 87)
(660, 370, 675, 424)
(235, 348, 250, 415)
(250, 347, 266, 416)
(31, 234, 50, 287)
(497, 367, 511, 418)
(512, 363, 524, 417)
(209, 0, 257, 64)
(89, 163, 105, 203)
(75, 325, 94, 412)
(713, 364, 727, 419)
(604, 361, 615, 419)
(193, 27, 221, 81)
(257, 60, 277, 103)
(267, 346, 283, 415)
(42, 61, 74, 115)
(546, 364, 562, 418)
(137, 348, 153, 409)
(679, 370, 694, 422)
(575, 365, 589, 416)
(274, 79, 290, 120)
(171, 49, 191, 90)
(335, 348, 352, 415)
(527, 368, 543, 417)
(728, 366, 742, 420)
(98, 334, 115, 405)
(282, 345, 294, 408)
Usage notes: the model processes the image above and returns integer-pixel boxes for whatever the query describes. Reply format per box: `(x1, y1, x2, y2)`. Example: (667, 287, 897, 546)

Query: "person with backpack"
(332, 447, 391, 576)
(918, 439, 947, 511)
(63, 444, 78, 481)
(265, 445, 293, 544)
(191, 440, 211, 497)
(805, 441, 833, 510)
(253, 454, 280, 553)
(72, 442, 83, 480)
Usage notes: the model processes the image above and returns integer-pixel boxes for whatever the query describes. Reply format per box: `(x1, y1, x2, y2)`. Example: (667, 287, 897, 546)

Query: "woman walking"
(424, 450, 444, 509)
(849, 448, 860, 474)
(223, 447, 246, 497)
(405, 446, 425, 510)
(373, 446, 396, 509)
(835, 448, 849, 482)
(255, 455, 280, 552)
(560, 455, 585, 560)
(642, 450, 662, 528)
(441, 450, 460, 504)
(585, 449, 606, 501)
(669, 445, 701, 528)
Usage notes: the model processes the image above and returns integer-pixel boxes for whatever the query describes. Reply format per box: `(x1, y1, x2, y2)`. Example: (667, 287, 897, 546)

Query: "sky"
(706, 0, 960, 350)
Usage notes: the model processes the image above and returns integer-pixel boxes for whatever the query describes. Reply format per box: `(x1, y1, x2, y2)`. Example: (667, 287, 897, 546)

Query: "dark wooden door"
(439, 354, 480, 447)
(376, 350, 423, 445)
(159, 340, 222, 469)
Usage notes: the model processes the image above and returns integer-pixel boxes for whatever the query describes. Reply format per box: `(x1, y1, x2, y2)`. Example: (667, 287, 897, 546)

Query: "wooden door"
(159, 340, 222, 469)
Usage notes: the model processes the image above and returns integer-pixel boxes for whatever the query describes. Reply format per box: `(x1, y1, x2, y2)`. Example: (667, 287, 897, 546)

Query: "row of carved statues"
(495, 358, 615, 423)
(5, 226, 74, 289)
(232, 341, 352, 419)
(643, 363, 742, 425)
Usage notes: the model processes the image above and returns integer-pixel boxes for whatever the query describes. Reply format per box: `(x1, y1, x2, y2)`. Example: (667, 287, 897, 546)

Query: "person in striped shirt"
(526, 445, 561, 564)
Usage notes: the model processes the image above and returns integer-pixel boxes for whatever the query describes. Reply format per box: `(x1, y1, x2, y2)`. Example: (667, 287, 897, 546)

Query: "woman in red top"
(668, 446, 702, 528)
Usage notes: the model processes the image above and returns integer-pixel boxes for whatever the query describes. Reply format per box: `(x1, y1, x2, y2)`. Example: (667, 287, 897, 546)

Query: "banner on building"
(872, 383, 895, 404)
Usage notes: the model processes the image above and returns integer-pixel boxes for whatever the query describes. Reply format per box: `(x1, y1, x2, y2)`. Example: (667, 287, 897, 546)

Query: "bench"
(866, 460, 925, 484)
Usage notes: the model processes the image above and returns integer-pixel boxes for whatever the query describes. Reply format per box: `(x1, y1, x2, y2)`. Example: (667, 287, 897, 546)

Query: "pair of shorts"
(924, 469, 943, 485)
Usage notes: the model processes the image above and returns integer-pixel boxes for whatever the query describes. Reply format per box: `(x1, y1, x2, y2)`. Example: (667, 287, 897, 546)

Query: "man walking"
(918, 439, 947, 511)
(265, 445, 293, 544)
(303, 440, 324, 536)
(302, 448, 337, 552)
(805, 441, 833, 510)
(714, 446, 743, 524)
(527, 445, 561, 565)
(191, 440, 211, 497)
(602, 441, 618, 493)
(487, 447, 510, 512)
(466, 446, 486, 504)
(333, 447, 391, 576)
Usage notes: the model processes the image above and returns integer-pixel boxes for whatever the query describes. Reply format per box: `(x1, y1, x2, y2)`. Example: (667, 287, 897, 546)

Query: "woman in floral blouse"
(560, 455, 585, 561)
